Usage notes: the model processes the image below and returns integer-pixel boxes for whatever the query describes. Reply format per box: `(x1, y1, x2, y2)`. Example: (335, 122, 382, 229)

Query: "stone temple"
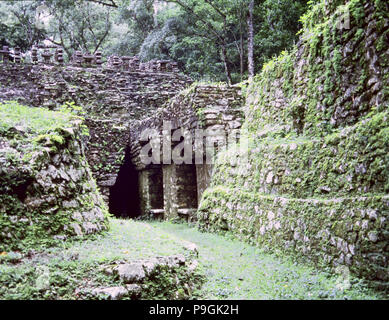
(0, 48, 243, 222)
(1, 0, 388, 290)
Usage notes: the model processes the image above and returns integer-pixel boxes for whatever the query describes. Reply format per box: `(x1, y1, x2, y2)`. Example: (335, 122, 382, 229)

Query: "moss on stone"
(0, 101, 109, 251)
(197, 0, 389, 290)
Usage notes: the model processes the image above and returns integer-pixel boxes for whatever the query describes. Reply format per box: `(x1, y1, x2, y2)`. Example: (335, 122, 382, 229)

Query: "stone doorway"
(108, 148, 140, 218)
(163, 164, 198, 220)
(138, 167, 165, 218)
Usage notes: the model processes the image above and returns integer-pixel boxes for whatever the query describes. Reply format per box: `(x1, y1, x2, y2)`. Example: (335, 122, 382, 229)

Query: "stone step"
(177, 208, 197, 216)
(149, 209, 164, 217)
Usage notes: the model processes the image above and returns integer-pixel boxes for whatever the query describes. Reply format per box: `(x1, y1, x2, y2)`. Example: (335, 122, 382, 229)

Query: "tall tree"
(0, 1, 47, 50)
(0, 0, 308, 82)
(45, 1, 114, 57)
(166, 0, 238, 84)
(253, 0, 307, 68)
(247, 0, 254, 79)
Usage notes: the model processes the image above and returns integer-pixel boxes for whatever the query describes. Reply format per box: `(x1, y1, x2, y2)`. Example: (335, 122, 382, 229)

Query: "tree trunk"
(221, 44, 232, 85)
(247, 0, 255, 80)
(240, 29, 244, 81)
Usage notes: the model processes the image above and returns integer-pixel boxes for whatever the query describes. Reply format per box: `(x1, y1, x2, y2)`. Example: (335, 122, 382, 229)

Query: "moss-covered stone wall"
(0, 64, 192, 203)
(0, 102, 109, 251)
(197, 0, 389, 289)
(128, 83, 244, 218)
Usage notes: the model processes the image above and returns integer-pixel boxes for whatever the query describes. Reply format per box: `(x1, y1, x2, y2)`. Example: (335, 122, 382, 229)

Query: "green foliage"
(0, 219, 202, 300)
(59, 101, 85, 116)
(0, 101, 75, 137)
(0, 1, 46, 50)
(1, 0, 309, 82)
(45, 0, 115, 57)
(154, 221, 385, 300)
(254, 0, 308, 68)
(58, 102, 90, 136)
(0, 101, 108, 251)
(1, 218, 383, 300)
(197, 0, 389, 291)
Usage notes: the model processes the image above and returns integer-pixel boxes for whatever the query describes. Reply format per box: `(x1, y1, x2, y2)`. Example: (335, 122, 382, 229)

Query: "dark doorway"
(109, 147, 140, 218)
(177, 164, 198, 209)
(149, 167, 164, 210)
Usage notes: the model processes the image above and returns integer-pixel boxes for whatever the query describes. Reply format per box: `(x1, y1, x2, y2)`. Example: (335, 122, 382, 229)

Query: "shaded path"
(151, 221, 385, 300)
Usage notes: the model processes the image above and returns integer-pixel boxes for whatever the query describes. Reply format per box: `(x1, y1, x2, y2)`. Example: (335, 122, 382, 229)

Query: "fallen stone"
(92, 286, 128, 300)
(117, 263, 146, 283)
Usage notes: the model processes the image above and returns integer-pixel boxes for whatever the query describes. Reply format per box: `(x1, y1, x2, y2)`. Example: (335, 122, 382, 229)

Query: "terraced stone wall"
(197, 0, 389, 289)
(0, 103, 109, 250)
(0, 63, 192, 204)
(129, 84, 244, 218)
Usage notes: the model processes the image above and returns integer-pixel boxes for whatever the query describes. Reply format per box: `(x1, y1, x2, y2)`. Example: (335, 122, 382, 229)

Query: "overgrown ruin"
(0, 49, 244, 222)
(0, 0, 388, 293)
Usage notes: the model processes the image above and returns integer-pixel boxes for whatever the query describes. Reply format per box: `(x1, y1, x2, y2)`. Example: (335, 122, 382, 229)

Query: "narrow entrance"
(108, 147, 140, 218)
(149, 167, 164, 210)
(176, 164, 198, 209)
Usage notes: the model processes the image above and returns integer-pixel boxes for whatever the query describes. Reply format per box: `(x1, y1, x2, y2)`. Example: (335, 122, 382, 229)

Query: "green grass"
(58, 219, 190, 262)
(0, 101, 89, 166)
(0, 101, 75, 136)
(1, 219, 387, 300)
(0, 219, 191, 300)
(151, 221, 388, 300)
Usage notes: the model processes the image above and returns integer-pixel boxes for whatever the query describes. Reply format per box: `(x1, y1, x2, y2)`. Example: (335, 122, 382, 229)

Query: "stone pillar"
(73, 51, 83, 66)
(163, 164, 198, 220)
(41, 49, 53, 64)
(138, 170, 151, 216)
(158, 60, 169, 72)
(14, 47, 21, 63)
(151, 60, 158, 72)
(131, 56, 140, 71)
(55, 47, 64, 64)
(95, 51, 103, 67)
(31, 47, 38, 63)
(83, 52, 95, 67)
(1, 46, 10, 64)
(163, 164, 178, 219)
(196, 164, 213, 206)
(112, 56, 121, 69)
(138, 168, 164, 216)
(121, 56, 131, 71)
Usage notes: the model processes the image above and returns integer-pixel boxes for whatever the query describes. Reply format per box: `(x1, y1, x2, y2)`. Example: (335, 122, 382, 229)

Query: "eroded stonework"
(0, 58, 192, 205)
(0, 111, 108, 250)
(129, 84, 244, 219)
(197, 0, 389, 289)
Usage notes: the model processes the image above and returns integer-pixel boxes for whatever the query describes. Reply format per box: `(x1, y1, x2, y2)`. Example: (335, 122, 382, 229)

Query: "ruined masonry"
(0, 0, 388, 290)
(0, 104, 109, 249)
(197, 0, 389, 290)
(0, 48, 244, 223)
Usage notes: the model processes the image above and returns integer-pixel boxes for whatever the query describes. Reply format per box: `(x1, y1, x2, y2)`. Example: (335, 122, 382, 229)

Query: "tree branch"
(86, 0, 118, 8)
(203, 0, 226, 19)
(166, 0, 224, 43)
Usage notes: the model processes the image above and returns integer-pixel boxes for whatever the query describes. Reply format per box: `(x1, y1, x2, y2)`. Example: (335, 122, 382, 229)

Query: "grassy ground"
(1, 218, 387, 300)
(0, 219, 192, 300)
(151, 221, 388, 300)
(0, 101, 76, 136)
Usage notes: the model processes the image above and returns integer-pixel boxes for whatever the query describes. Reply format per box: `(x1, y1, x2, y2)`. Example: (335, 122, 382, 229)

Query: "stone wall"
(128, 83, 244, 219)
(0, 59, 192, 205)
(138, 167, 164, 217)
(0, 102, 109, 250)
(197, 0, 389, 289)
(162, 164, 198, 220)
